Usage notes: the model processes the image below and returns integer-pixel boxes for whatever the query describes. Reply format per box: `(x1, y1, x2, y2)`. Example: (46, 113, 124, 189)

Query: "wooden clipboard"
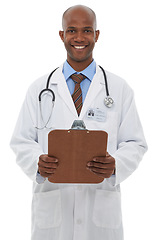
(48, 129, 108, 184)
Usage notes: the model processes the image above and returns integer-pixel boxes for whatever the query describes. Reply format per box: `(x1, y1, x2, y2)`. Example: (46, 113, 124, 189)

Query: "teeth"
(74, 46, 85, 49)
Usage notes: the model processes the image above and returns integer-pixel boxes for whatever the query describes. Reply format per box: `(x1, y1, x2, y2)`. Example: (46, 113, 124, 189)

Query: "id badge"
(86, 108, 106, 122)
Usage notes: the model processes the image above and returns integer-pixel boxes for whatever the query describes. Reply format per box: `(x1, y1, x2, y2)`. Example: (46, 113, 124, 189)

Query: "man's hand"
(38, 154, 59, 178)
(86, 152, 115, 178)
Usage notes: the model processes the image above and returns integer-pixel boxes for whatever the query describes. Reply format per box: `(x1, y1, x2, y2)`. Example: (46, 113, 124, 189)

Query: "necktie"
(71, 74, 86, 116)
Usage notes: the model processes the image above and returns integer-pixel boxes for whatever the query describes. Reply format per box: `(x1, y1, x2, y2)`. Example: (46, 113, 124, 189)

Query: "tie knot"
(71, 74, 86, 84)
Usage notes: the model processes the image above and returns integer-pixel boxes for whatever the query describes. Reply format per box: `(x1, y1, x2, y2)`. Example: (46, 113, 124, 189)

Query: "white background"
(0, 0, 157, 239)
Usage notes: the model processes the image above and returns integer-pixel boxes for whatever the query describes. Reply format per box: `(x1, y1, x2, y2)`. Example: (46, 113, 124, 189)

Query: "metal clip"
(71, 120, 87, 130)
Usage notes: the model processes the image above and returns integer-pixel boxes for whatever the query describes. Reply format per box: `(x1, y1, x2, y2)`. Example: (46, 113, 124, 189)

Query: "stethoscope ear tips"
(104, 96, 114, 108)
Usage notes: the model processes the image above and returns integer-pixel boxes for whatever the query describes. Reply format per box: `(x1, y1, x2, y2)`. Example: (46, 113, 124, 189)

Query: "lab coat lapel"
(50, 65, 78, 117)
(80, 65, 103, 118)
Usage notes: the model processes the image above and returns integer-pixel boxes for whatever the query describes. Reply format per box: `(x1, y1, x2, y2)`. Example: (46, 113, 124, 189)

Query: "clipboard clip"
(71, 120, 87, 130)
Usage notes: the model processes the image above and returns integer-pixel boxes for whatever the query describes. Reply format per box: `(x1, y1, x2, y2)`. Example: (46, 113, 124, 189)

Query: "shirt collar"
(63, 60, 96, 82)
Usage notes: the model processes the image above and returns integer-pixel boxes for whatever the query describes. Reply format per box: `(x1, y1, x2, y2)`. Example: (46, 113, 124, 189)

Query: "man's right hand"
(38, 154, 59, 178)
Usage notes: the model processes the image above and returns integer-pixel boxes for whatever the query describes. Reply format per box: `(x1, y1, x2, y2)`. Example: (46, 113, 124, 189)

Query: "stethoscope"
(37, 66, 114, 129)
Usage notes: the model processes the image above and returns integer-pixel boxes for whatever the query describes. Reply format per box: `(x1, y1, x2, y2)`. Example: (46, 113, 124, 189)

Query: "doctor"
(10, 5, 147, 240)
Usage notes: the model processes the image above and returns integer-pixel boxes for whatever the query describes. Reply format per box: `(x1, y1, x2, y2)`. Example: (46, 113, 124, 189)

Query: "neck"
(67, 58, 93, 72)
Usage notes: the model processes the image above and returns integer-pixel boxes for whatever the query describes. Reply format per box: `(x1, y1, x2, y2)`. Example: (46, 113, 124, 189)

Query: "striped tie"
(71, 74, 86, 116)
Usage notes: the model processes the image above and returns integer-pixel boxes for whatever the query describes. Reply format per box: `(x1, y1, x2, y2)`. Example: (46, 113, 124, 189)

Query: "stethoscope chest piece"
(104, 96, 114, 108)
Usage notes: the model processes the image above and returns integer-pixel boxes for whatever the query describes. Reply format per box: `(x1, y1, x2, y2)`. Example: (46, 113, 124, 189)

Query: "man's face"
(59, 7, 99, 68)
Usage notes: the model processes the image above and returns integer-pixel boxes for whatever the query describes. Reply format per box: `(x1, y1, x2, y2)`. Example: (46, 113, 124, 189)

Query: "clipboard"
(48, 129, 108, 184)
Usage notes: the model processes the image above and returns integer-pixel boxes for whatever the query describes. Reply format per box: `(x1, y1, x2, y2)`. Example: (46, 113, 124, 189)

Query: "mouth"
(72, 45, 88, 50)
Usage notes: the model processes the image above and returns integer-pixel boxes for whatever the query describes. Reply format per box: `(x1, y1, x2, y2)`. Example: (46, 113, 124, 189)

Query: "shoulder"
(106, 70, 131, 91)
(97, 65, 129, 87)
(106, 70, 134, 104)
(28, 74, 49, 91)
(97, 65, 133, 95)
(27, 65, 63, 94)
(96, 65, 134, 109)
(23, 74, 48, 103)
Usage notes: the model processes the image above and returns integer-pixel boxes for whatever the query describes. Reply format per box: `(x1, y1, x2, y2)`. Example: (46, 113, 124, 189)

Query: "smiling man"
(59, 6, 99, 71)
(10, 5, 147, 240)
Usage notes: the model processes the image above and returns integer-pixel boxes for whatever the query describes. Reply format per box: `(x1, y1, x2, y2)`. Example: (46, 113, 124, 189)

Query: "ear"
(95, 30, 100, 42)
(59, 30, 64, 42)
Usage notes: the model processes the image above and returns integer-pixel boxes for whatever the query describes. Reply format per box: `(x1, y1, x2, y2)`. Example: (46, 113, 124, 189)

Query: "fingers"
(87, 161, 113, 170)
(38, 168, 57, 178)
(39, 155, 58, 163)
(38, 154, 59, 178)
(39, 157, 58, 169)
(86, 153, 115, 178)
(87, 162, 114, 177)
(88, 169, 114, 178)
(92, 152, 113, 164)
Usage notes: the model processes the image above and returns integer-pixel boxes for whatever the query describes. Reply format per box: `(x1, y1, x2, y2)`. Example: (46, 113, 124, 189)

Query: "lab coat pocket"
(92, 189, 122, 229)
(33, 189, 62, 229)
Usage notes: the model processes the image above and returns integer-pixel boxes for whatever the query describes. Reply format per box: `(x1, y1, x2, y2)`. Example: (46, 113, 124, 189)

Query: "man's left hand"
(86, 152, 115, 178)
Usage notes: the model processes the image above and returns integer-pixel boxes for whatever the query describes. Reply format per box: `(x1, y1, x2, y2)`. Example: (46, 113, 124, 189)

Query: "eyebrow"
(84, 26, 93, 29)
(67, 26, 94, 29)
(67, 27, 76, 29)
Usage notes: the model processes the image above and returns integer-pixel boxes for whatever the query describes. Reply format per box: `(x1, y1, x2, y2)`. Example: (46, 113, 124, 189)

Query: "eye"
(84, 29, 93, 34)
(67, 29, 75, 33)
(84, 30, 91, 33)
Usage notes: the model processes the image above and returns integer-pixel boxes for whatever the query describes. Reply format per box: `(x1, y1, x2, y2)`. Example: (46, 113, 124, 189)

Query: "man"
(10, 5, 147, 240)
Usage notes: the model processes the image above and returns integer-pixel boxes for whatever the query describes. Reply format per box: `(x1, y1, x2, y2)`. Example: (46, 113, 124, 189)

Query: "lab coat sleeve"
(10, 86, 45, 184)
(107, 85, 148, 186)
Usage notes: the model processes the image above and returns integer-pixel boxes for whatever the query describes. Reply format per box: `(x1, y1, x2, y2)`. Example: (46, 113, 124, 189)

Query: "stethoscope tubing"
(40, 65, 110, 101)
(38, 67, 59, 102)
(46, 67, 59, 89)
(98, 65, 109, 97)
(37, 65, 113, 129)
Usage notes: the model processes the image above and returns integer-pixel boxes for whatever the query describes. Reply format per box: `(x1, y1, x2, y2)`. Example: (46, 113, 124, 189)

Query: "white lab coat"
(10, 64, 147, 240)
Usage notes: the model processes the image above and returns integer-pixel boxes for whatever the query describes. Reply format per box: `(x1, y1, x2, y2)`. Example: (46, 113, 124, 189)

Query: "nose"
(74, 31, 85, 42)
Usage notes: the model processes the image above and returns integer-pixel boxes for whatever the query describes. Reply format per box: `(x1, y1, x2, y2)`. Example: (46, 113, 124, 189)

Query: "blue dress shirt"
(63, 60, 96, 103)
